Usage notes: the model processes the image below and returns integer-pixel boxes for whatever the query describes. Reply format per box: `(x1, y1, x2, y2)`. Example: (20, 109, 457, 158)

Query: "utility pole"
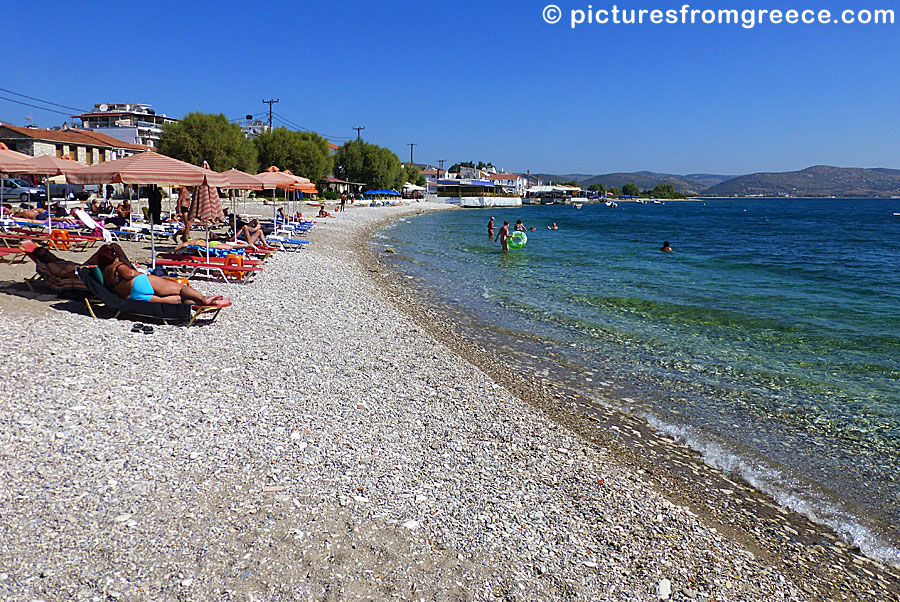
(437, 159, 445, 179)
(262, 98, 279, 131)
(353, 126, 365, 140)
(407, 143, 417, 165)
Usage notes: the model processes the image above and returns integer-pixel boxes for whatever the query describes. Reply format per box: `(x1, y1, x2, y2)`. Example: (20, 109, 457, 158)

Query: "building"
(242, 119, 270, 138)
(487, 173, 528, 196)
(0, 123, 149, 164)
(72, 103, 177, 148)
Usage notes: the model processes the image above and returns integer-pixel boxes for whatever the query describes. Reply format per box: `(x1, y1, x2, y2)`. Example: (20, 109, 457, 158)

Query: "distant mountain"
(683, 173, 735, 188)
(704, 166, 900, 197)
(535, 171, 710, 194)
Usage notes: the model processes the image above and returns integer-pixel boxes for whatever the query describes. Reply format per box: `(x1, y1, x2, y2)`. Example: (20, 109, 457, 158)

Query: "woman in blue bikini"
(96, 246, 229, 306)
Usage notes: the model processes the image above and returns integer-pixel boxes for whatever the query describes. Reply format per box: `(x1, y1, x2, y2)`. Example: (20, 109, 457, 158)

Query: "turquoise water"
(376, 199, 900, 565)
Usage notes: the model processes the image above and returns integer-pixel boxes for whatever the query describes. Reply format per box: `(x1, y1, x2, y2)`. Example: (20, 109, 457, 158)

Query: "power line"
(0, 87, 87, 113)
(272, 111, 351, 141)
(353, 126, 365, 140)
(0, 95, 73, 117)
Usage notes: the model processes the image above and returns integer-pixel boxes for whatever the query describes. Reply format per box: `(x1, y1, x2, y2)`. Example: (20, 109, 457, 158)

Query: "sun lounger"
(22, 256, 88, 296)
(0, 246, 26, 264)
(77, 267, 226, 326)
(153, 258, 262, 283)
(266, 235, 310, 252)
(157, 252, 264, 266)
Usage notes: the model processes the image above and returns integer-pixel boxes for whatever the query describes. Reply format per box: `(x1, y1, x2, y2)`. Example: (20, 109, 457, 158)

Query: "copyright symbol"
(543, 4, 562, 24)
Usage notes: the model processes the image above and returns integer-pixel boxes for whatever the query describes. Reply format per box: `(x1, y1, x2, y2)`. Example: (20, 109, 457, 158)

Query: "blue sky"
(3, 0, 898, 175)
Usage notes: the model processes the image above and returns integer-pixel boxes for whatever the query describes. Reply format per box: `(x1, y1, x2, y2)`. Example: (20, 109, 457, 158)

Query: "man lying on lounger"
(21, 240, 133, 280)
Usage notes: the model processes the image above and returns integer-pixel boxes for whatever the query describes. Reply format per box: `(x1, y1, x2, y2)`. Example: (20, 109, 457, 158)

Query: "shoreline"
(0, 202, 895, 600)
(356, 204, 900, 601)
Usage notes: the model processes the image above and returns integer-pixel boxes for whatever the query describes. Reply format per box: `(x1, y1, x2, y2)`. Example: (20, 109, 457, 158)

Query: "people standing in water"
(487, 217, 495, 239)
(660, 241, 673, 253)
(515, 218, 537, 232)
(495, 220, 510, 251)
(548, 222, 558, 230)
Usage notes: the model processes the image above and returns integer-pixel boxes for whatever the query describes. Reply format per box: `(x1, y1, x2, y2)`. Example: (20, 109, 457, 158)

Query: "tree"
(448, 160, 494, 173)
(253, 128, 333, 182)
(647, 183, 686, 199)
(622, 182, 641, 197)
(158, 112, 257, 172)
(588, 183, 606, 194)
(608, 187, 621, 196)
(416, 175, 427, 187)
(403, 163, 420, 184)
(334, 140, 404, 190)
(563, 180, 581, 187)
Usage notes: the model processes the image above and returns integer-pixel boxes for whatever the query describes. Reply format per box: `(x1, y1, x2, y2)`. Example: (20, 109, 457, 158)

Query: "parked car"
(0, 178, 46, 203)
(42, 183, 99, 201)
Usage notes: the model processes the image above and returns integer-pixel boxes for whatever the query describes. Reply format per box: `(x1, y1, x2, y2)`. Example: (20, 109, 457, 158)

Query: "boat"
(605, 200, 618, 208)
(574, 203, 583, 209)
(634, 199, 647, 204)
(894, 212, 900, 216)
(652, 200, 664, 204)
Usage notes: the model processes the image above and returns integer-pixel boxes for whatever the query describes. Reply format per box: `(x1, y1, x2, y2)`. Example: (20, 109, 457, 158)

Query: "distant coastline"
(538, 166, 900, 198)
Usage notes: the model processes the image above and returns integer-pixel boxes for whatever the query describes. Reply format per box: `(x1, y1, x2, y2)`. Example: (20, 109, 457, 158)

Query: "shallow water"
(376, 198, 900, 566)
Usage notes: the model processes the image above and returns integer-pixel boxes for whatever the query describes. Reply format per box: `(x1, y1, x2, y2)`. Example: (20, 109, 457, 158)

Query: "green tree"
(622, 182, 641, 197)
(158, 112, 257, 172)
(588, 183, 606, 194)
(648, 183, 686, 199)
(334, 140, 404, 190)
(416, 174, 427, 187)
(403, 163, 420, 184)
(253, 128, 333, 182)
(563, 180, 581, 187)
(608, 187, 621, 196)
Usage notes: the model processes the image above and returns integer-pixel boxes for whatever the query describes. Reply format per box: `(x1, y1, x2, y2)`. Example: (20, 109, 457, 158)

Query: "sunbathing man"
(21, 241, 135, 280)
(14, 208, 47, 220)
(95, 246, 230, 306)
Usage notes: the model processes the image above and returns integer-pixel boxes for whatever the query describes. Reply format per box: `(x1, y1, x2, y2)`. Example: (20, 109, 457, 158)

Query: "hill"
(703, 166, 900, 197)
(535, 171, 712, 195)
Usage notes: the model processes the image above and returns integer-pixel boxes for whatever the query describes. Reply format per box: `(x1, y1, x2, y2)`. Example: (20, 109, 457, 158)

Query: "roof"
(328, 142, 340, 150)
(420, 169, 439, 176)
(0, 123, 150, 151)
(487, 173, 521, 180)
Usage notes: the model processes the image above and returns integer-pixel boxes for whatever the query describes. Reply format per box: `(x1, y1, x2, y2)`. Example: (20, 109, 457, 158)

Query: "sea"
(374, 198, 900, 567)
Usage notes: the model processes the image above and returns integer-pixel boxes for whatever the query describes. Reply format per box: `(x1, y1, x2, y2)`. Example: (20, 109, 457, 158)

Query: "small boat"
(543, 201, 555, 205)
(574, 203, 583, 209)
(634, 199, 647, 204)
(652, 200, 663, 204)
(605, 200, 617, 208)
(894, 212, 900, 216)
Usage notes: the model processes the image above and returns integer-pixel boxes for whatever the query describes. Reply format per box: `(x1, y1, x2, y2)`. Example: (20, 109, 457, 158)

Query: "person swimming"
(548, 222, 558, 230)
(660, 241, 673, 253)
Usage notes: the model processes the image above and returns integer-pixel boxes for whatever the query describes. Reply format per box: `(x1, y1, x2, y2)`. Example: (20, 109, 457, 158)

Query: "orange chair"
(49, 229, 71, 251)
(223, 253, 245, 280)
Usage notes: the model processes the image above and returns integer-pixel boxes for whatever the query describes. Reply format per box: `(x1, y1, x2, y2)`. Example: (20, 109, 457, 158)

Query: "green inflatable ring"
(508, 231, 527, 250)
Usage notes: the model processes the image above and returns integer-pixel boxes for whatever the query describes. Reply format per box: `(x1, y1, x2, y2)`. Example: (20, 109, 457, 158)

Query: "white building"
(72, 103, 178, 148)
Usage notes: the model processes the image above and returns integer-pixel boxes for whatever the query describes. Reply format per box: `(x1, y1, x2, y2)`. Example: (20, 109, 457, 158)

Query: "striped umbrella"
(190, 180, 224, 261)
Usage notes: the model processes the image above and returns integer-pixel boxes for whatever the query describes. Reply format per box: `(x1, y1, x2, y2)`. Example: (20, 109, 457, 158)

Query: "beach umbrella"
(190, 181, 224, 262)
(0, 148, 32, 210)
(21, 155, 85, 234)
(256, 168, 304, 225)
(222, 169, 270, 241)
(69, 151, 229, 268)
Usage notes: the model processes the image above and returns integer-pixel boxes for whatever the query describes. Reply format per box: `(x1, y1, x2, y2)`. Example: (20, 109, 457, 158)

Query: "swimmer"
(660, 241, 673, 253)
(548, 222, 558, 230)
(495, 220, 510, 252)
(487, 217, 495, 239)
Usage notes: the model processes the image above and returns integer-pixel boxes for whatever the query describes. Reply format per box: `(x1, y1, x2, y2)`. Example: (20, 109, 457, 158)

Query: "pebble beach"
(0, 202, 897, 601)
